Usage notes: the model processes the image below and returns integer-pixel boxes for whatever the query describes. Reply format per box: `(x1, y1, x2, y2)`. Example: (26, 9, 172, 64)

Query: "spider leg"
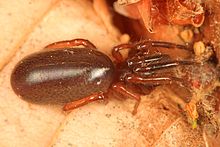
(125, 74, 183, 85)
(136, 40, 192, 51)
(112, 43, 134, 63)
(44, 39, 97, 50)
(112, 40, 191, 63)
(127, 54, 171, 67)
(112, 82, 141, 114)
(133, 60, 195, 74)
(63, 92, 105, 111)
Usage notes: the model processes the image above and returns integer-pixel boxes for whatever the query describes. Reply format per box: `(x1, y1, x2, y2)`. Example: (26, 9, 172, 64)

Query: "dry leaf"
(50, 88, 206, 147)
(0, 0, 58, 70)
(0, 0, 121, 146)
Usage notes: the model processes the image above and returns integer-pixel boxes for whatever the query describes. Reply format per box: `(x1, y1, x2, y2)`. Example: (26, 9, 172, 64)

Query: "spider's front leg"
(135, 40, 192, 52)
(127, 54, 201, 128)
(112, 40, 193, 64)
(133, 60, 195, 76)
(125, 74, 182, 85)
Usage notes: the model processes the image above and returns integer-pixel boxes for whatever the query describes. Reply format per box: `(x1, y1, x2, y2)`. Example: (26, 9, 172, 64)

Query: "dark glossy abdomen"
(11, 48, 115, 104)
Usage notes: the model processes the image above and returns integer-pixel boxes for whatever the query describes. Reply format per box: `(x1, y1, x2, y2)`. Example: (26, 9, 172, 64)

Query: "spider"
(11, 39, 194, 114)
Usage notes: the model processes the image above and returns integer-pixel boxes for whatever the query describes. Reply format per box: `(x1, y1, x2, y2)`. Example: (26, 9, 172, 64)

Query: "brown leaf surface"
(0, 0, 58, 70)
(0, 0, 120, 146)
(50, 87, 206, 147)
(0, 0, 212, 147)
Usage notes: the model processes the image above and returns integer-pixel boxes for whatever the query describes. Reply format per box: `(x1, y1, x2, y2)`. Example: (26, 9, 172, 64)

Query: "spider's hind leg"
(45, 39, 97, 50)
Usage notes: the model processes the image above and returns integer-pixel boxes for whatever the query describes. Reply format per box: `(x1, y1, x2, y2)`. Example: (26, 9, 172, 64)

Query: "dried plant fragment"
(175, 61, 220, 136)
(193, 41, 214, 62)
(114, 0, 205, 32)
(117, 0, 140, 5)
(180, 28, 194, 43)
(203, 0, 220, 66)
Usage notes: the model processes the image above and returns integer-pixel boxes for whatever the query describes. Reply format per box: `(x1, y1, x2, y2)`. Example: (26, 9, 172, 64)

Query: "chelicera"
(11, 39, 193, 114)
